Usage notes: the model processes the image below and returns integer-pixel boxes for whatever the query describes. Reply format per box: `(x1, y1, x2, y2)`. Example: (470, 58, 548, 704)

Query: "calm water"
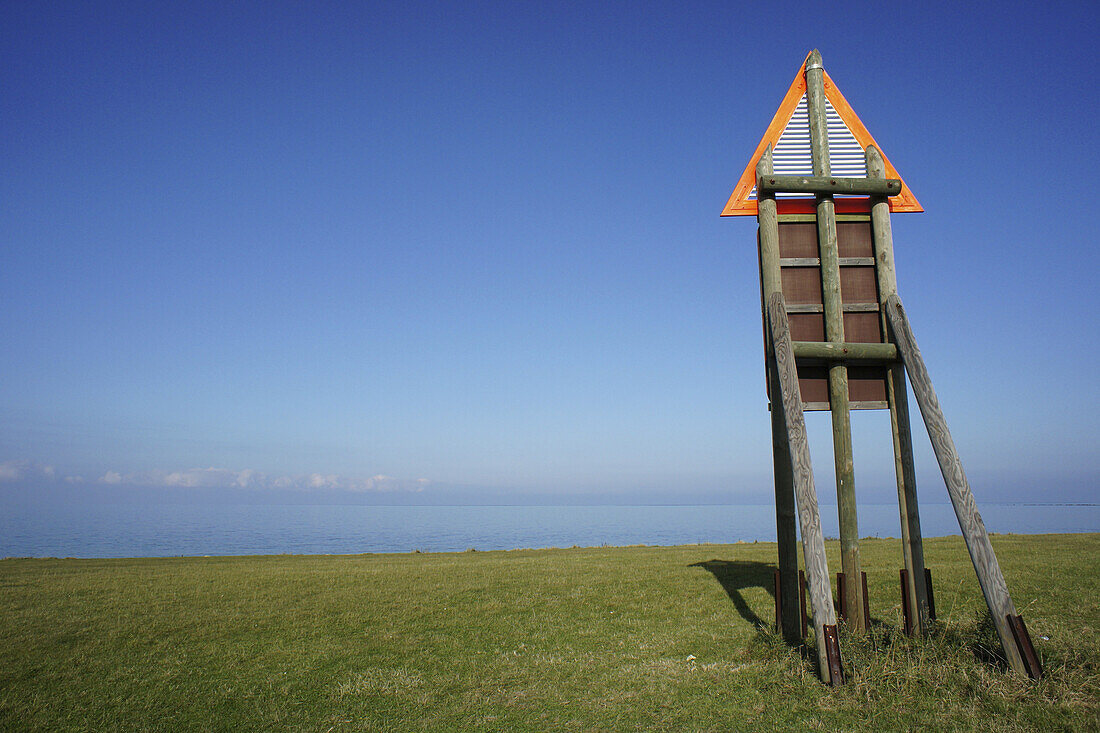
(1, 503, 1096, 559)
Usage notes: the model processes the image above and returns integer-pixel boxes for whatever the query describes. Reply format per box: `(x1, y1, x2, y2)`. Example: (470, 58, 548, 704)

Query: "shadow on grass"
(689, 559, 776, 630)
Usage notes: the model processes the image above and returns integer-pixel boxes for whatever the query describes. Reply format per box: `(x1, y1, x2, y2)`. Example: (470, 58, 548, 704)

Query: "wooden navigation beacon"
(722, 50, 1042, 685)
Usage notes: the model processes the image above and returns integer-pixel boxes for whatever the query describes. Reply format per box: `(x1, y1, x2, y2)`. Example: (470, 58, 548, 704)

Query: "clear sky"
(2, 1, 1098, 505)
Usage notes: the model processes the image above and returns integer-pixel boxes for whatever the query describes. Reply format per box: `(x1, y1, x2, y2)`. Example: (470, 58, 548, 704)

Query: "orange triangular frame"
(721, 57, 922, 216)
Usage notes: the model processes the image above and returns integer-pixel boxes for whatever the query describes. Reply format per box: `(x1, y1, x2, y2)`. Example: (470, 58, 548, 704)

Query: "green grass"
(2, 534, 1098, 731)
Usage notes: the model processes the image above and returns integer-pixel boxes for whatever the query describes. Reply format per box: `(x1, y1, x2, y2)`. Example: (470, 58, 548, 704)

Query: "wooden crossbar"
(792, 341, 898, 362)
(756, 174, 902, 196)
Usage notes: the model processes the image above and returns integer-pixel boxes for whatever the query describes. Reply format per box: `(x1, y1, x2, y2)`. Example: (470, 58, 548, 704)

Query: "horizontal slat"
(777, 214, 871, 223)
(783, 303, 880, 313)
(778, 257, 875, 267)
(802, 400, 889, 411)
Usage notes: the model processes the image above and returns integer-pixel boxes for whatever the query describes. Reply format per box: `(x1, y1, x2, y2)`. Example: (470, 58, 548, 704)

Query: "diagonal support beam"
(885, 294, 1028, 675)
(768, 291, 842, 684)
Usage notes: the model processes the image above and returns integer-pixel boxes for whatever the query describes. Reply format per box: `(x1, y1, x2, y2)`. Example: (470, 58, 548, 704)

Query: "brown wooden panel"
(778, 223, 818, 258)
(797, 365, 829, 403)
(789, 313, 825, 342)
(840, 267, 879, 304)
(781, 267, 823, 304)
(848, 366, 888, 403)
(842, 312, 883, 343)
(793, 366, 888, 407)
(837, 221, 873, 257)
(774, 219, 888, 410)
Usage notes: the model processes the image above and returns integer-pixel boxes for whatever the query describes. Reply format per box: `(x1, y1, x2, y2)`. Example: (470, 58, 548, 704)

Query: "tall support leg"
(885, 295, 1028, 676)
(887, 368, 931, 631)
(768, 291, 842, 684)
(757, 147, 801, 643)
(806, 50, 865, 630)
(867, 145, 930, 633)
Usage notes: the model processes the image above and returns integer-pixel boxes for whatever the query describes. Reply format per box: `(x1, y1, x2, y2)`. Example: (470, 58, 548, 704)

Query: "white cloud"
(0, 460, 58, 483)
(2, 458, 430, 494)
(82, 465, 430, 493)
(0, 462, 21, 482)
(162, 468, 247, 488)
(308, 473, 339, 489)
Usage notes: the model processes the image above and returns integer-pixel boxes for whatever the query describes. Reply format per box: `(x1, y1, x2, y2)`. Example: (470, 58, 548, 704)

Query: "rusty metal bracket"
(799, 569, 808, 639)
(925, 567, 936, 621)
(774, 568, 782, 633)
(822, 624, 844, 685)
(861, 571, 871, 629)
(1007, 614, 1043, 680)
(900, 568, 914, 636)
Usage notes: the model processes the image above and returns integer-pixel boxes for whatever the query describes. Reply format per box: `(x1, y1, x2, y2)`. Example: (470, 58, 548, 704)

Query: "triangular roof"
(721, 55, 922, 216)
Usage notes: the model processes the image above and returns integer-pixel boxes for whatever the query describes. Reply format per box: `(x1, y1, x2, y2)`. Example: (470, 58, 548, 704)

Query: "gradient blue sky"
(2, 1, 1097, 504)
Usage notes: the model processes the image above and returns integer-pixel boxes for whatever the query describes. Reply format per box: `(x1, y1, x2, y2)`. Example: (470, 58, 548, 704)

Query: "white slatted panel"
(750, 95, 867, 200)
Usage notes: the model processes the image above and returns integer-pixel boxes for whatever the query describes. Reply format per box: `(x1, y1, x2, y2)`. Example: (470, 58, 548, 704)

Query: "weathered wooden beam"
(885, 294, 1028, 675)
(806, 49, 865, 631)
(779, 257, 876, 267)
(768, 291, 840, 684)
(757, 175, 902, 196)
(867, 144, 930, 635)
(779, 213, 871, 223)
(758, 147, 801, 645)
(792, 341, 897, 362)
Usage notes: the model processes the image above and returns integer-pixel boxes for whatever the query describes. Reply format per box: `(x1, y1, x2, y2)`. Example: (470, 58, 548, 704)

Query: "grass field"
(2, 533, 1098, 731)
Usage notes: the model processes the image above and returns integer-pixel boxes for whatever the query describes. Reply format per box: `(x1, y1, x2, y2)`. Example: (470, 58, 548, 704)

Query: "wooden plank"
(757, 174, 902, 196)
(807, 49, 865, 631)
(768, 290, 840, 683)
(803, 400, 890, 412)
(851, 400, 889, 410)
(780, 214, 871, 223)
(885, 294, 1027, 675)
(867, 144, 930, 635)
(758, 147, 802, 645)
(784, 303, 883, 315)
(792, 341, 897, 362)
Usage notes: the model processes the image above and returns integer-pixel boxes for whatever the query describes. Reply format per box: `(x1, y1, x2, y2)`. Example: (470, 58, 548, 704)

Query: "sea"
(1, 502, 1097, 559)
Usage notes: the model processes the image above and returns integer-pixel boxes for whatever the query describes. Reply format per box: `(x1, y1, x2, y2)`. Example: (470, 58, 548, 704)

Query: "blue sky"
(2, 1, 1097, 505)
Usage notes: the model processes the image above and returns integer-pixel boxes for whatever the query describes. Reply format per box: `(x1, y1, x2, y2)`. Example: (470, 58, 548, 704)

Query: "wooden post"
(885, 294, 1028, 675)
(867, 145, 930, 634)
(768, 291, 841, 683)
(806, 49, 865, 631)
(758, 146, 802, 644)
